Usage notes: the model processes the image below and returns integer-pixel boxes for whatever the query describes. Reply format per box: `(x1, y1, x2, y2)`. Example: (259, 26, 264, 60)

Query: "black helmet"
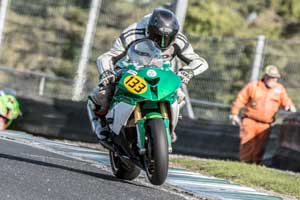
(147, 8, 180, 49)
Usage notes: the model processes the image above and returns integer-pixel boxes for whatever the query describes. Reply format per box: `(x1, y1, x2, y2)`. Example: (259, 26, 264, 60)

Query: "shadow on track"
(3, 152, 163, 190)
(0, 152, 155, 189)
(0, 153, 120, 182)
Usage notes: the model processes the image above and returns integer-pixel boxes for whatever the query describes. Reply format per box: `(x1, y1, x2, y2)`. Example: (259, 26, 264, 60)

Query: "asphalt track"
(0, 130, 283, 200)
(0, 132, 207, 200)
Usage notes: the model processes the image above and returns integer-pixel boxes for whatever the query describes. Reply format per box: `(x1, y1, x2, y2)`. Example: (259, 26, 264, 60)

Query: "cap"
(264, 65, 280, 78)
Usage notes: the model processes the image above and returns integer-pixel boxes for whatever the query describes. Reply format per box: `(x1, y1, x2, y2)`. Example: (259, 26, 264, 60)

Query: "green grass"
(170, 156, 300, 199)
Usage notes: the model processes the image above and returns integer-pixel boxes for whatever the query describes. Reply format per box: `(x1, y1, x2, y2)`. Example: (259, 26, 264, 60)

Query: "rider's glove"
(114, 67, 128, 79)
(229, 114, 241, 126)
(98, 70, 116, 87)
(177, 70, 193, 85)
(285, 104, 297, 113)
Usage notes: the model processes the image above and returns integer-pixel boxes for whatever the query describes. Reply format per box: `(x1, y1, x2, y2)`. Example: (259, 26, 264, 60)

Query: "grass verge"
(170, 156, 300, 199)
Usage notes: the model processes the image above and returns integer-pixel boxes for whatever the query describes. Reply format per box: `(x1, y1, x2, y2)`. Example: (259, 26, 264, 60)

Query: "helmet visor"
(149, 32, 175, 49)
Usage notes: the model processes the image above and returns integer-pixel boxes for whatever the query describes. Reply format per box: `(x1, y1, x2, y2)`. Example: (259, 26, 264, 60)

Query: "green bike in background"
(0, 89, 22, 130)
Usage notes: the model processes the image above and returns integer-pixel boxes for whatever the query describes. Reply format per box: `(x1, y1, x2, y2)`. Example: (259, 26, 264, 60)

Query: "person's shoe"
(171, 131, 177, 143)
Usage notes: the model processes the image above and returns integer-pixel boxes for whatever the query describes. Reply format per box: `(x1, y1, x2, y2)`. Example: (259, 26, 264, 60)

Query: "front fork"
(159, 102, 172, 149)
(134, 102, 172, 155)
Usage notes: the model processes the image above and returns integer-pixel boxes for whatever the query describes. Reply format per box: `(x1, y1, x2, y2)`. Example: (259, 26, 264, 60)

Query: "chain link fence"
(0, 0, 169, 98)
(0, 66, 76, 99)
(0, 0, 300, 122)
(0, 0, 168, 81)
(187, 36, 257, 121)
(187, 36, 300, 122)
(263, 39, 300, 104)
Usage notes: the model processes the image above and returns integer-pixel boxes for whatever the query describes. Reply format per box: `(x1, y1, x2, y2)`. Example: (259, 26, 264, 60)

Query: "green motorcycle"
(104, 39, 181, 185)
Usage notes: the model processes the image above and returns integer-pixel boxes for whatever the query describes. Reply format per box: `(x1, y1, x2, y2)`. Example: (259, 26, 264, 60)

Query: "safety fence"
(0, 0, 300, 122)
(0, 65, 82, 99)
(188, 36, 300, 122)
(0, 0, 169, 83)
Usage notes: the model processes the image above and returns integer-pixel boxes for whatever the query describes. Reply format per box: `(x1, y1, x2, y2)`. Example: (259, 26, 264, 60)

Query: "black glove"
(114, 67, 128, 80)
(177, 70, 193, 84)
(98, 71, 116, 87)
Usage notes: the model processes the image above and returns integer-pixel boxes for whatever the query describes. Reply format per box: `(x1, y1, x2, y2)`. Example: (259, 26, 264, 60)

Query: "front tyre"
(109, 150, 140, 180)
(144, 118, 169, 185)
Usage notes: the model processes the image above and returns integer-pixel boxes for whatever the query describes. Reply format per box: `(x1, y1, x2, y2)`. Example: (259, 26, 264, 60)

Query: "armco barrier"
(271, 113, 300, 172)
(10, 96, 242, 159)
(10, 96, 98, 142)
(174, 118, 240, 160)
(174, 120, 284, 163)
(8, 96, 299, 170)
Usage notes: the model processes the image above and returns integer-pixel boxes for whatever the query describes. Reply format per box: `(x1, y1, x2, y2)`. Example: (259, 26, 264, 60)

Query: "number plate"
(124, 75, 148, 94)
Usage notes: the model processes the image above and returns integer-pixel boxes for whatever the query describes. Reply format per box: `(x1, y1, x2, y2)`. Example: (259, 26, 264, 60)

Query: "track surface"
(0, 130, 283, 200)
(0, 139, 197, 200)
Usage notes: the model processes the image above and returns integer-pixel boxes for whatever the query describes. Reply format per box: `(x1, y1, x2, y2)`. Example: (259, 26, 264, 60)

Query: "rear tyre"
(144, 118, 169, 185)
(109, 150, 140, 180)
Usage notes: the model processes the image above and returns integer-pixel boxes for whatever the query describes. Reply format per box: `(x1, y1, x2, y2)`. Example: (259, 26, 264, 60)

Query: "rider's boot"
(95, 115, 110, 141)
(87, 100, 109, 141)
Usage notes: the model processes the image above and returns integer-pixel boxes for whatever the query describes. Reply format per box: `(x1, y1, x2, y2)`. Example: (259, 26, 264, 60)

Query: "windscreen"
(127, 39, 163, 68)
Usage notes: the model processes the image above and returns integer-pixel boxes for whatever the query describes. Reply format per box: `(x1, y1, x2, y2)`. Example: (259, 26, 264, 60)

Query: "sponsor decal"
(146, 69, 157, 77)
(127, 70, 137, 75)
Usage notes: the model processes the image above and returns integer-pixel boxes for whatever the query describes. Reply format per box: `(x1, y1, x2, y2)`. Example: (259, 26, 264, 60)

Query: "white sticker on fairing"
(127, 70, 137, 75)
(147, 69, 157, 77)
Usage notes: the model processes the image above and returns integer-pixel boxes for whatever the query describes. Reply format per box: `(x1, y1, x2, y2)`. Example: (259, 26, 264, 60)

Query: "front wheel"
(144, 118, 169, 185)
(109, 150, 140, 180)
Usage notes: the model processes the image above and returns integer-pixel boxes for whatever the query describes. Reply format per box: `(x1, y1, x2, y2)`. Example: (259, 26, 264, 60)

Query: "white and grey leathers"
(96, 14, 208, 76)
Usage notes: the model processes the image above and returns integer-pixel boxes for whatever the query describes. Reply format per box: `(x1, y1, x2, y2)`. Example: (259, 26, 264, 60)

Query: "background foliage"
(0, 0, 300, 120)
(185, 0, 300, 40)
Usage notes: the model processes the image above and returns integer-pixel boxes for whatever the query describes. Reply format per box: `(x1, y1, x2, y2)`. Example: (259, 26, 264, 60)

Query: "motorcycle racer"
(87, 8, 208, 142)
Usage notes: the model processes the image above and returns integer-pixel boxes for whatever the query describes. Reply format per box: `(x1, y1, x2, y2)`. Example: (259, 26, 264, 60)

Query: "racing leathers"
(88, 14, 209, 141)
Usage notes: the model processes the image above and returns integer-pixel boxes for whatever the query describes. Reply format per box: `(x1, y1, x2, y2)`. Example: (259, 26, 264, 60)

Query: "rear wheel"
(109, 150, 140, 180)
(144, 118, 169, 185)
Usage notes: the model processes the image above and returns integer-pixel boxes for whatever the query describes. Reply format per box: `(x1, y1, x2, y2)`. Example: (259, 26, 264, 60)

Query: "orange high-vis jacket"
(231, 80, 293, 123)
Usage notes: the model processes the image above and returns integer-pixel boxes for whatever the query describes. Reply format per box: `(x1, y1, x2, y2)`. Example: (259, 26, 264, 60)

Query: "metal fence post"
(175, 0, 188, 28)
(182, 84, 195, 119)
(39, 76, 46, 96)
(72, 0, 102, 101)
(250, 35, 265, 81)
(0, 0, 10, 53)
(174, 0, 195, 119)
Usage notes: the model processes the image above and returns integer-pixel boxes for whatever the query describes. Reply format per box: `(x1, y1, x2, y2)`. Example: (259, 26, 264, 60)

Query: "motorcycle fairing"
(106, 102, 135, 134)
(118, 67, 181, 102)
